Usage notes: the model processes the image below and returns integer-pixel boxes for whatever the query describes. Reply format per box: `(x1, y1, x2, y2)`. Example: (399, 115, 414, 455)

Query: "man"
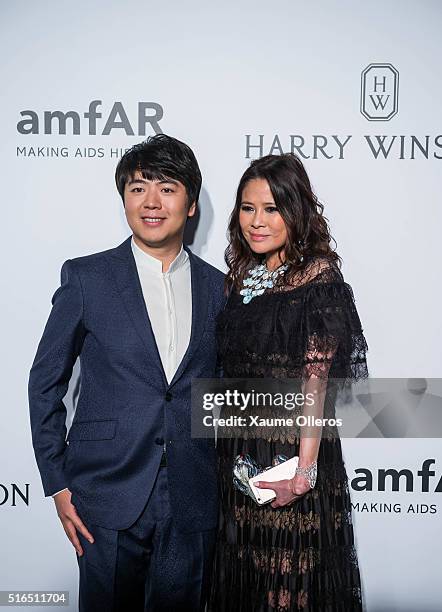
(28, 135, 225, 611)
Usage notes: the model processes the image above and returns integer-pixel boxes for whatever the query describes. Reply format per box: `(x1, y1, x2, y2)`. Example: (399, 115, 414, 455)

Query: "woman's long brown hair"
(225, 153, 341, 291)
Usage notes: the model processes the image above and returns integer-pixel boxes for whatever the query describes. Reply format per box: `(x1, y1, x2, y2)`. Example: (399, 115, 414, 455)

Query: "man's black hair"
(115, 134, 202, 206)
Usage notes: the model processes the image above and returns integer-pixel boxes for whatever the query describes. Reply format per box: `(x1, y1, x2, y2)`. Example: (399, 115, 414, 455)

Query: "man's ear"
(187, 201, 197, 217)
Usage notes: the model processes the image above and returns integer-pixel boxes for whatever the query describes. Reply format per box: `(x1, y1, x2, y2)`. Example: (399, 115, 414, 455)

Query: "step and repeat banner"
(1, 1, 441, 610)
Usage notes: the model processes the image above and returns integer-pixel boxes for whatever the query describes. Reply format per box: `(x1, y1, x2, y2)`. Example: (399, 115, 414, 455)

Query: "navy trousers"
(76, 466, 215, 611)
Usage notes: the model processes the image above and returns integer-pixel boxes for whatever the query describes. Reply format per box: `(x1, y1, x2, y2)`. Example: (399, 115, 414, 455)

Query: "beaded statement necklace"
(240, 263, 289, 304)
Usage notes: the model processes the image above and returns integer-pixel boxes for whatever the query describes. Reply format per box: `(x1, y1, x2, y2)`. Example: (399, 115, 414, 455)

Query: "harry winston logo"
(360, 63, 399, 121)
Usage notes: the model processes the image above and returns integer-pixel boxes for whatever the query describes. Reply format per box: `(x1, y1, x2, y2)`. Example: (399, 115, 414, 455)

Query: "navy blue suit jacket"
(28, 237, 226, 532)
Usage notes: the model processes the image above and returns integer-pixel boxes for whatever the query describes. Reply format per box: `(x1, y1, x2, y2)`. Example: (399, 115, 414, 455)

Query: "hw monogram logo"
(360, 63, 399, 121)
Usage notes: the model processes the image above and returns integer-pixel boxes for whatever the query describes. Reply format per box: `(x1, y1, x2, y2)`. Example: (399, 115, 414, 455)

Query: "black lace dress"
(208, 259, 369, 612)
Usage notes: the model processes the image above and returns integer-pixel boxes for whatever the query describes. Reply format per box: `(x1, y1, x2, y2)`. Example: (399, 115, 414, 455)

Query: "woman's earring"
(298, 240, 305, 263)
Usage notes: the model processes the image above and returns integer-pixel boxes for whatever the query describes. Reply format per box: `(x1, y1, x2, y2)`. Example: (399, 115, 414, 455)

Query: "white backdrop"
(1, 1, 441, 610)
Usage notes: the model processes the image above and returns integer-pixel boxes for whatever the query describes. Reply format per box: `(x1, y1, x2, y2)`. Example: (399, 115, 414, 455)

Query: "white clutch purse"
(249, 456, 299, 505)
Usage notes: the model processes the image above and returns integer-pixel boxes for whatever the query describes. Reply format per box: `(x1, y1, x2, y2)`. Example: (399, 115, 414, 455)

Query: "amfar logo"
(351, 459, 441, 493)
(16, 100, 164, 136)
(360, 63, 399, 121)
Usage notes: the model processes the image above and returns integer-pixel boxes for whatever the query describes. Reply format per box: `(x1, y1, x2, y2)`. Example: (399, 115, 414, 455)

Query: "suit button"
(155, 437, 164, 445)
(165, 392, 172, 402)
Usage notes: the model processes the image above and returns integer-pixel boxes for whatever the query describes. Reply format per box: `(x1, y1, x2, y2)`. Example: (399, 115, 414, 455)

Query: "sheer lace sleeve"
(300, 263, 369, 387)
(296, 260, 368, 451)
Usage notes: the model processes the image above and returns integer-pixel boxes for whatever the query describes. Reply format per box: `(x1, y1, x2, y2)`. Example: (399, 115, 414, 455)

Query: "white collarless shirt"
(131, 237, 192, 384)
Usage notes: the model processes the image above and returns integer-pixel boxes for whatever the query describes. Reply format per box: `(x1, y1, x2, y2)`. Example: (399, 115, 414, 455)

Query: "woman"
(209, 154, 368, 611)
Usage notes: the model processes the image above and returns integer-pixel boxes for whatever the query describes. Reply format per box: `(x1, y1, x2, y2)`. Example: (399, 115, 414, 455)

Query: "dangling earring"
(298, 240, 305, 263)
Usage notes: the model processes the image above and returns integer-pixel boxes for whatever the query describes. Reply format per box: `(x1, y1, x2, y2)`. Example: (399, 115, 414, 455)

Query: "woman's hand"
(254, 474, 311, 508)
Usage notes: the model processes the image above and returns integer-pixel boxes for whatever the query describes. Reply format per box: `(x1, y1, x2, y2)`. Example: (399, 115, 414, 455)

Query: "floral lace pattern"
(208, 257, 368, 611)
(216, 257, 368, 388)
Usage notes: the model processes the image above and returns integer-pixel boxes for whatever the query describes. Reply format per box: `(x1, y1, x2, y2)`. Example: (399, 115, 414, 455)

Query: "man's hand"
(53, 489, 94, 555)
(255, 474, 311, 508)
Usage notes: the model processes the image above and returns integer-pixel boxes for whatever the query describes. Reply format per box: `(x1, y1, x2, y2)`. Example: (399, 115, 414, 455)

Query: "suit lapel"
(106, 237, 167, 386)
(169, 248, 209, 386)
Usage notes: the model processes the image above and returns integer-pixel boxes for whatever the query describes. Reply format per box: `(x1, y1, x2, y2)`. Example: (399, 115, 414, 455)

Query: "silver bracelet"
(295, 460, 317, 489)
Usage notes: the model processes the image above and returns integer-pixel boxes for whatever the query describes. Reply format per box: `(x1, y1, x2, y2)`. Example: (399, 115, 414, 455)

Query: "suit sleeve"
(28, 260, 86, 496)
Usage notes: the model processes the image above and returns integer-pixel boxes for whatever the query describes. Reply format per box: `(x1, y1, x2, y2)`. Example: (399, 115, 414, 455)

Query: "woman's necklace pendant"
(240, 263, 288, 304)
